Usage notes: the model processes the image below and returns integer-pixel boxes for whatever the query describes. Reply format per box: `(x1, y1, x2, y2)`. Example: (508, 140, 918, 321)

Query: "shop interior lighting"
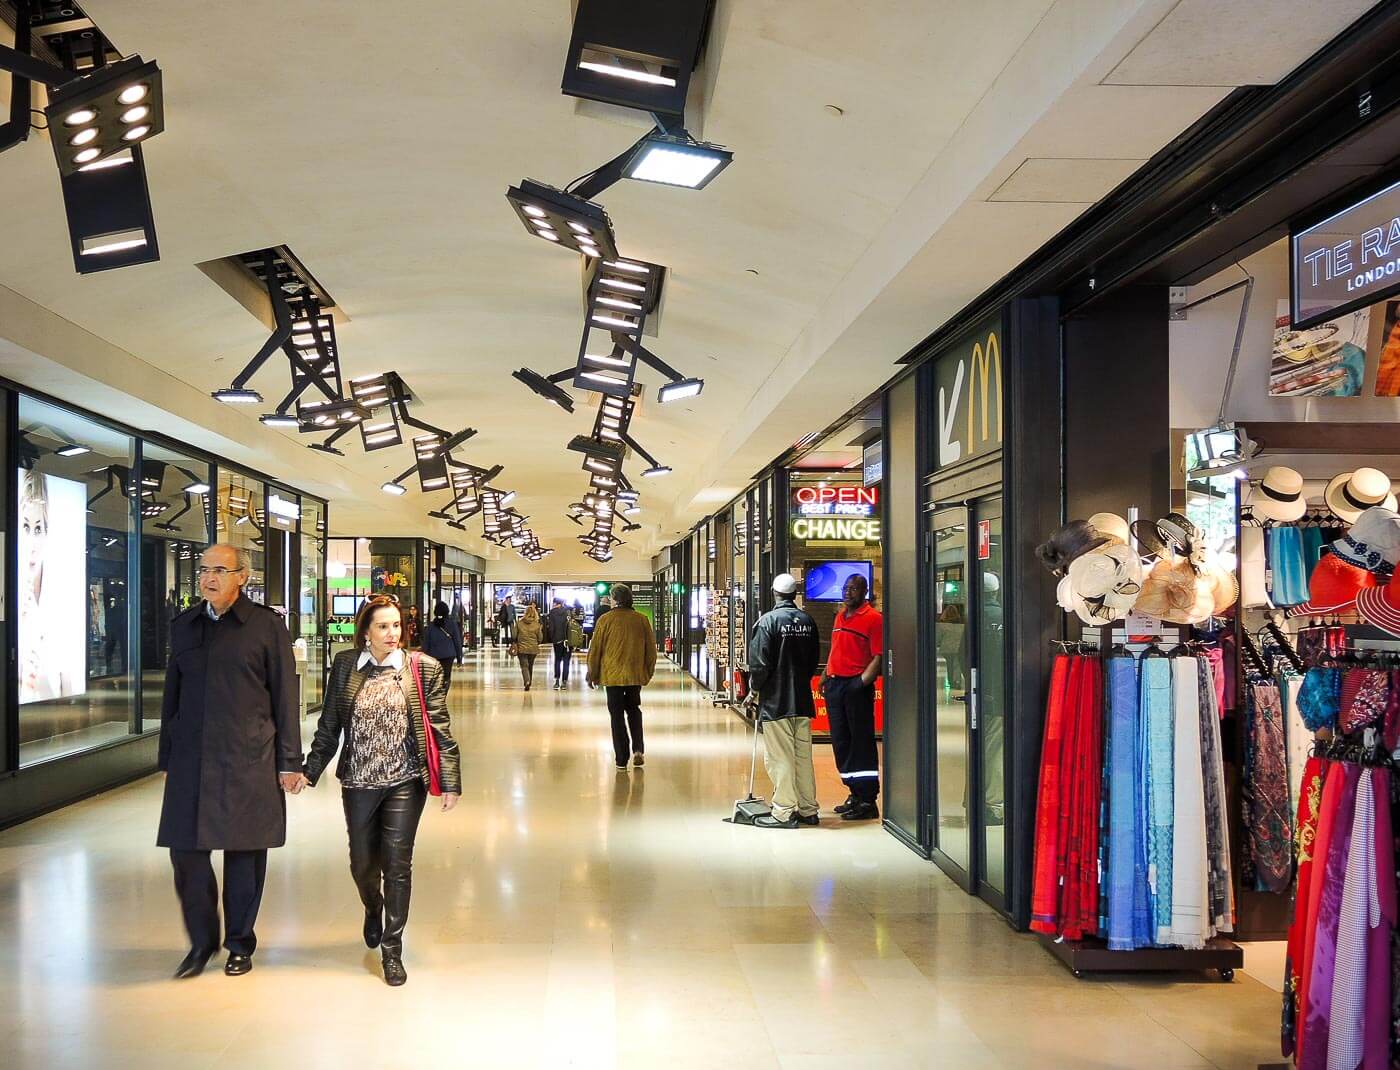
(182, 481, 211, 495)
(55, 443, 90, 457)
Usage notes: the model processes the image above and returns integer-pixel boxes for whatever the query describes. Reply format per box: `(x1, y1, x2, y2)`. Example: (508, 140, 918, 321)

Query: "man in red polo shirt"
(822, 572, 883, 821)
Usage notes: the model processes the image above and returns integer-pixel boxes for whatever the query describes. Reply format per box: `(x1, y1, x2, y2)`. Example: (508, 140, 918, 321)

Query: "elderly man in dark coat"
(158, 543, 305, 979)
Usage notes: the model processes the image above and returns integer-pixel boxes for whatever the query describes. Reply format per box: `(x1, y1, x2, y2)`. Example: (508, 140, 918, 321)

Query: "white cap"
(772, 572, 799, 596)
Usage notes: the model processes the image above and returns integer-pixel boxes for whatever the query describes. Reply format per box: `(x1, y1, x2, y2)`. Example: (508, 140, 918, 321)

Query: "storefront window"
(17, 396, 137, 765)
(370, 538, 420, 645)
(299, 497, 326, 711)
(139, 442, 211, 734)
(215, 468, 266, 602)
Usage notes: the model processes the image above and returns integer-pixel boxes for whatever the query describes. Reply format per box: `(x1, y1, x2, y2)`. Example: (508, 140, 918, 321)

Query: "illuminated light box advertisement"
(18, 469, 88, 704)
(1270, 301, 1368, 397)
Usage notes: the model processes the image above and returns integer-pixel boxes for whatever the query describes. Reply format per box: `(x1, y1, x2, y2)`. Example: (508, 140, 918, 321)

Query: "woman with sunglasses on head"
(304, 594, 461, 986)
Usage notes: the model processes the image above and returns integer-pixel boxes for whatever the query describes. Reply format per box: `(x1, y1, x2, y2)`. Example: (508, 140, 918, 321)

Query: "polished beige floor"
(0, 649, 1284, 1069)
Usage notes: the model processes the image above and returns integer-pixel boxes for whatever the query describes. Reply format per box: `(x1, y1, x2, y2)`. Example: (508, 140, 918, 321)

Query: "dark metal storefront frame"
(1, 376, 329, 829)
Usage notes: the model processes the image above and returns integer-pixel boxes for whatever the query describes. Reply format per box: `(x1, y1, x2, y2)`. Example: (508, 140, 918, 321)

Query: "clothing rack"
(1036, 623, 1243, 981)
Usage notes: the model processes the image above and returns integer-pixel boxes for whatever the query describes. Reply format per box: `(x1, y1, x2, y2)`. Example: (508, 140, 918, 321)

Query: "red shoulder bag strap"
(410, 653, 444, 796)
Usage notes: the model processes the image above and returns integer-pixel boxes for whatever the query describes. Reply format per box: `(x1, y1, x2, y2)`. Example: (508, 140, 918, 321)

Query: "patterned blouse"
(343, 667, 417, 789)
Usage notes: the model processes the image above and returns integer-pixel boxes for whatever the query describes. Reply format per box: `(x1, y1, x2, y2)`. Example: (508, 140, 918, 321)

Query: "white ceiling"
(0, 0, 1378, 576)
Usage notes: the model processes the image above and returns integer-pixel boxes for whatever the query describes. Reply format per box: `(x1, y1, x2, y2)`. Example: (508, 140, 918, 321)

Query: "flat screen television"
(804, 560, 873, 602)
(332, 594, 359, 616)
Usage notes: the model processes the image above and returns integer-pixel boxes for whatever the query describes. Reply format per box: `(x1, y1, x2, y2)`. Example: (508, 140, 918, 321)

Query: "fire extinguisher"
(664, 636, 675, 653)
(734, 668, 748, 700)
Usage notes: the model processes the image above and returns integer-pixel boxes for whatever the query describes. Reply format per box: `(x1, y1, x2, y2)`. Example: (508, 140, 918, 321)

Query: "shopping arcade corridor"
(0, 648, 1282, 1068)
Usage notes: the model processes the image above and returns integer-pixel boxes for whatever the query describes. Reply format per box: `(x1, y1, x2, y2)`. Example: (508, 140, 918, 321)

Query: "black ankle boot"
(382, 951, 407, 986)
(364, 908, 383, 949)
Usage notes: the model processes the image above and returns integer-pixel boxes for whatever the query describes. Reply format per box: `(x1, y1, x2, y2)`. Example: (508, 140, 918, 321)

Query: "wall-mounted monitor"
(803, 560, 873, 602)
(332, 594, 359, 616)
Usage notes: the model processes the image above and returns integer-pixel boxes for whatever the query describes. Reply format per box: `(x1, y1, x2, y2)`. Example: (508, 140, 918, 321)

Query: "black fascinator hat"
(1035, 520, 1110, 577)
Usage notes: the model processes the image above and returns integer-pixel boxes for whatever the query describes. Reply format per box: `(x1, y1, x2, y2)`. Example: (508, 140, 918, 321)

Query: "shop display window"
(299, 497, 326, 711)
(139, 441, 211, 734)
(17, 395, 138, 765)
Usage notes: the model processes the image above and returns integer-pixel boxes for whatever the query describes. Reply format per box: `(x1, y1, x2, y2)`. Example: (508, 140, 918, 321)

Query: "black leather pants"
(343, 779, 427, 956)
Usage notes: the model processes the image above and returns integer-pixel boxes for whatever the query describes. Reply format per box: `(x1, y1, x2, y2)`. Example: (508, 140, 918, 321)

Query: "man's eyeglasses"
(197, 566, 245, 578)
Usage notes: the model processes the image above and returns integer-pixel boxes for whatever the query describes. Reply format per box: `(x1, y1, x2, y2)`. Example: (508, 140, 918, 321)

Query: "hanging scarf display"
(1282, 755, 1328, 1059)
(1106, 655, 1143, 950)
(1243, 680, 1294, 894)
(1141, 656, 1175, 943)
(1029, 653, 1102, 941)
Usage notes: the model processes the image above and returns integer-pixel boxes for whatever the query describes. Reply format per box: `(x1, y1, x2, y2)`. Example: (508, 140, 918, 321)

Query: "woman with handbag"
(304, 594, 461, 986)
(512, 602, 543, 690)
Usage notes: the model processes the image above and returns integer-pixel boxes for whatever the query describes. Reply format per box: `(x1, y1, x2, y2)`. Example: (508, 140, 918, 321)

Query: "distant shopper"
(496, 596, 516, 646)
(304, 594, 461, 987)
(421, 601, 463, 693)
(586, 583, 657, 771)
(158, 543, 305, 981)
(821, 573, 883, 821)
(546, 598, 573, 689)
(405, 604, 421, 649)
(513, 602, 543, 690)
(747, 573, 821, 829)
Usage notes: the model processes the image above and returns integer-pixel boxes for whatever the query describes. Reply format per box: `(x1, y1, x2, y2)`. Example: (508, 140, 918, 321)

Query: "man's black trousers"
(605, 685, 645, 766)
(823, 675, 880, 802)
(170, 847, 268, 956)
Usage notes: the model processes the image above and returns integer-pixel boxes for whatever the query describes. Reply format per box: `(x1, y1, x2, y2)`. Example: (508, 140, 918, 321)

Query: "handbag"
(408, 652, 444, 796)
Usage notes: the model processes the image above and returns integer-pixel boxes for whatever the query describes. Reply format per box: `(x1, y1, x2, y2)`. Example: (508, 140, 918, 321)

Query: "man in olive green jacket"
(586, 583, 657, 771)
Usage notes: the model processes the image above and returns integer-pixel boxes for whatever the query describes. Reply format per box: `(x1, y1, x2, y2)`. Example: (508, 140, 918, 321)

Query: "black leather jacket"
(746, 598, 820, 721)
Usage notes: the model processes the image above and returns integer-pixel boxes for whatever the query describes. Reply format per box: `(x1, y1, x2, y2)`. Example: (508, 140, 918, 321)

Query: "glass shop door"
(925, 494, 1007, 906)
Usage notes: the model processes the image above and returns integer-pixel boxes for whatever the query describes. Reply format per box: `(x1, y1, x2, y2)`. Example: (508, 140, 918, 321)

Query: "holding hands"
(280, 771, 310, 794)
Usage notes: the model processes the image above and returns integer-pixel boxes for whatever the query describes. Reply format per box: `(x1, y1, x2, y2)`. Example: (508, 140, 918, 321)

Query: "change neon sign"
(790, 516, 882, 542)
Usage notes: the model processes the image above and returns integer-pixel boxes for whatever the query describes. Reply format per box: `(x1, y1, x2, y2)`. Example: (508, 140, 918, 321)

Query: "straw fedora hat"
(1325, 467, 1397, 523)
(1249, 467, 1307, 524)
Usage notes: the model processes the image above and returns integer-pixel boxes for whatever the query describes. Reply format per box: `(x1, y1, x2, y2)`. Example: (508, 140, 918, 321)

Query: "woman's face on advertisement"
(20, 497, 45, 581)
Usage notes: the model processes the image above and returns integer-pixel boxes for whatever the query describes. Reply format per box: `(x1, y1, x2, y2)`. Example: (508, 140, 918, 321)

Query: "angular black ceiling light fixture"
(561, 0, 712, 120)
(622, 127, 731, 190)
(567, 433, 626, 465)
(348, 373, 406, 451)
(0, 2, 163, 273)
(213, 250, 293, 406)
(511, 367, 576, 412)
(43, 52, 165, 176)
(505, 179, 618, 260)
